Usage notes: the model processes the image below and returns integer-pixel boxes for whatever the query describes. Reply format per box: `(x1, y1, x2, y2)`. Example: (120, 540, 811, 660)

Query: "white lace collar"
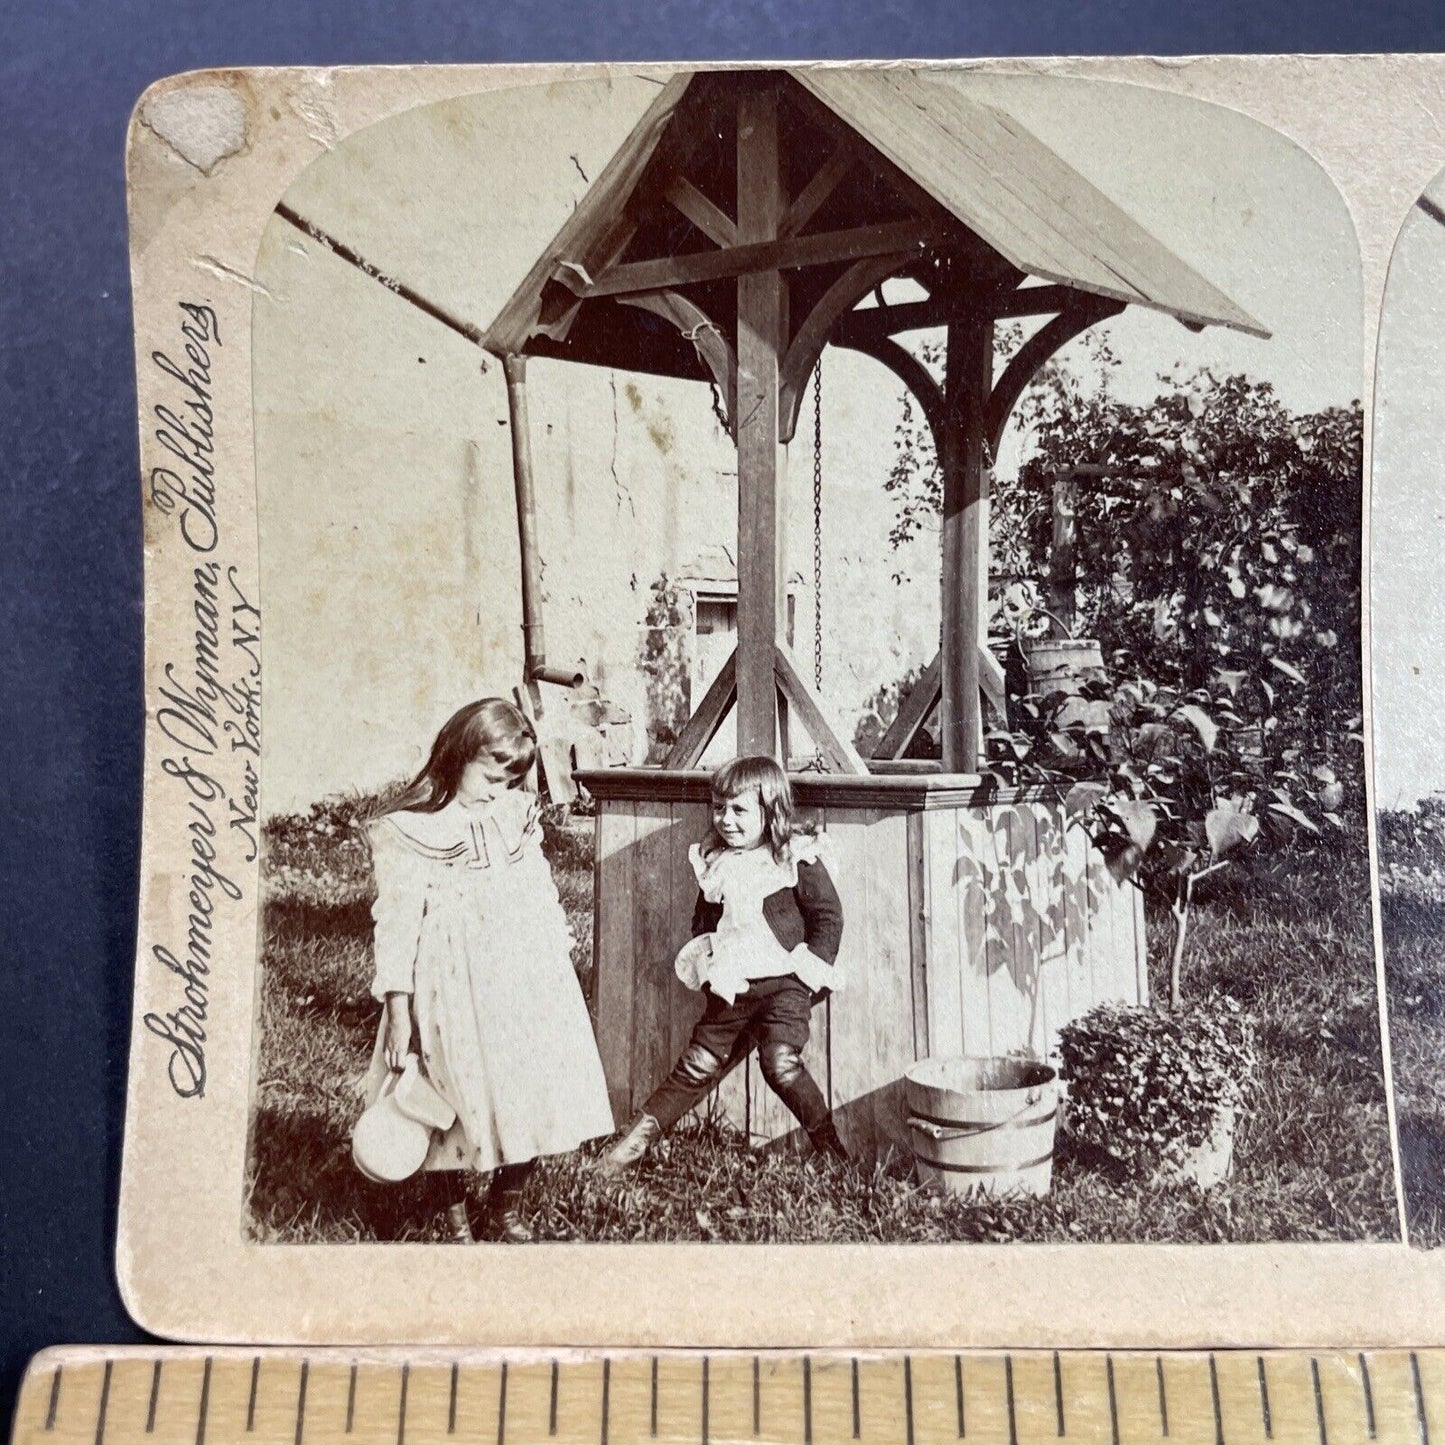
(688, 830, 830, 899)
(374, 790, 540, 868)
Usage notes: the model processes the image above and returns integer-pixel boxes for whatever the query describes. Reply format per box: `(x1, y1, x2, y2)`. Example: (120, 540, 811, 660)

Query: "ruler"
(12, 1348, 1442, 1445)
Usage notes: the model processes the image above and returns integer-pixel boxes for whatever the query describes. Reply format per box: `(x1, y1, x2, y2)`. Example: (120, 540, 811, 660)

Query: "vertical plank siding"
(595, 806, 636, 1124)
(630, 803, 678, 1113)
(859, 810, 916, 1161)
(825, 808, 876, 1154)
(593, 793, 1147, 1160)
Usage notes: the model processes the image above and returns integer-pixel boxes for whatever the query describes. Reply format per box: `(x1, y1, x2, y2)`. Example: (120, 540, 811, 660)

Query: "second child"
(602, 755, 848, 1173)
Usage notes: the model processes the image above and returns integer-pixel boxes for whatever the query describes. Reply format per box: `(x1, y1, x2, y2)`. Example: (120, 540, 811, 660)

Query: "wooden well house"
(482, 68, 1267, 1160)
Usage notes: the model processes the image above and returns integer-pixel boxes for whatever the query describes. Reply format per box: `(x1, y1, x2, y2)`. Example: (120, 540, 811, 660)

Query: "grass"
(1378, 820, 1445, 1246)
(244, 796, 1397, 1244)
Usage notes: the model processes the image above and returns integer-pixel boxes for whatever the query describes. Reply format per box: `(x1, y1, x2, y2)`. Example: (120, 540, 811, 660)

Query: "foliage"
(1057, 997, 1257, 1174)
(887, 337, 1362, 746)
(883, 339, 1365, 999)
(637, 573, 694, 761)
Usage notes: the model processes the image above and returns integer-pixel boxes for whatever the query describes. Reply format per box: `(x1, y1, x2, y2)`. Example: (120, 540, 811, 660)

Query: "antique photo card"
(1373, 165, 1445, 1248)
(121, 56, 1445, 1346)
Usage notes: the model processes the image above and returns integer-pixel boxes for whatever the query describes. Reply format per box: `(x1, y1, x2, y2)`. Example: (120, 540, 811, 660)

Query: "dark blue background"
(4, 0, 1442, 1427)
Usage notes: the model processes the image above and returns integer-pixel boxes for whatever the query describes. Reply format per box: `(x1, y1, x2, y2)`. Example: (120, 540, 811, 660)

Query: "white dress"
(673, 836, 844, 1005)
(358, 789, 615, 1172)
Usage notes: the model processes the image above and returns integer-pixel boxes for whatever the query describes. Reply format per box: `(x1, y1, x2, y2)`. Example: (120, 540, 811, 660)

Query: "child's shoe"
(599, 1113, 661, 1177)
(444, 1202, 474, 1242)
(807, 1118, 849, 1165)
(490, 1206, 535, 1243)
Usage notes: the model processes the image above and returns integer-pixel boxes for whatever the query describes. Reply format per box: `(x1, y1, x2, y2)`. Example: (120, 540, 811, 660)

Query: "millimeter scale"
(12, 1348, 1445, 1445)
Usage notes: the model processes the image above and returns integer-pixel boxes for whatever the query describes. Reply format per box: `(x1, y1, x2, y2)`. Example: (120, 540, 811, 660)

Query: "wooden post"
(940, 314, 993, 773)
(1048, 468, 1077, 638)
(734, 83, 786, 759)
(503, 353, 546, 678)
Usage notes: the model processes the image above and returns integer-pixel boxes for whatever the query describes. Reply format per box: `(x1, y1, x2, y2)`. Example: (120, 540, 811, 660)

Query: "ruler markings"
(804, 1357, 814, 1445)
(1208, 1354, 1223, 1445)
(903, 1356, 914, 1445)
(246, 1359, 260, 1434)
(496, 1362, 507, 1445)
(1414, 1353, 1430, 1445)
(1106, 1355, 1119, 1445)
(700, 1357, 708, 1445)
(1258, 1356, 1273, 1439)
(1005, 1355, 1018, 1445)
(1359, 1353, 1376, 1439)
(27, 1348, 1445, 1445)
(145, 1362, 161, 1435)
(295, 1362, 309, 1445)
(194, 1360, 212, 1445)
(93, 1362, 112, 1445)
(44, 1368, 62, 1432)
(600, 1358, 610, 1445)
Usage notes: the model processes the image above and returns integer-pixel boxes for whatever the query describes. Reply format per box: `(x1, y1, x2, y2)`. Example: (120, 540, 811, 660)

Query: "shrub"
(1057, 998, 1257, 1173)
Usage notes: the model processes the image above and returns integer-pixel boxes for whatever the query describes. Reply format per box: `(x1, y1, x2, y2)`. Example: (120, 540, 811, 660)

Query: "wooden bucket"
(1023, 638, 1106, 697)
(904, 1057, 1060, 1198)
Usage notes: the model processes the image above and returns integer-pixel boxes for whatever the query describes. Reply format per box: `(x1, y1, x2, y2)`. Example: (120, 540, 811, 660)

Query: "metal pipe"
(532, 664, 586, 689)
(502, 354, 554, 684)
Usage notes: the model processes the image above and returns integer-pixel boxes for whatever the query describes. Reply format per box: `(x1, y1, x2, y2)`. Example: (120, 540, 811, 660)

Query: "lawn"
(244, 794, 1397, 1244)
(1378, 818, 1445, 1247)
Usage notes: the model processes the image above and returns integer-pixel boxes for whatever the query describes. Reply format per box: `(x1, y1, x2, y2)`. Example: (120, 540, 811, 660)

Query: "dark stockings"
(644, 1038, 831, 1137)
(491, 1160, 537, 1212)
(427, 1170, 468, 1209)
(425, 1160, 537, 1212)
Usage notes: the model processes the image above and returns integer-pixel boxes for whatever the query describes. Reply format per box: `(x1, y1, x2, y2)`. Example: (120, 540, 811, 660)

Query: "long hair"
(708, 755, 794, 861)
(389, 698, 537, 814)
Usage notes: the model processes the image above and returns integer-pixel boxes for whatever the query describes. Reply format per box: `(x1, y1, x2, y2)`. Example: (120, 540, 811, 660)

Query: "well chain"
(812, 358, 824, 692)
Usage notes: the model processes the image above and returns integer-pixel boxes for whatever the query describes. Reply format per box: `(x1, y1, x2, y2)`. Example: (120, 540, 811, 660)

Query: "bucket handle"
(907, 1092, 1056, 1144)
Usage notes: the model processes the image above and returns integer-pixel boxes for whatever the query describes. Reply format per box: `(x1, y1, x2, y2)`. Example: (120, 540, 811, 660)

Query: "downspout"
(503, 353, 585, 690)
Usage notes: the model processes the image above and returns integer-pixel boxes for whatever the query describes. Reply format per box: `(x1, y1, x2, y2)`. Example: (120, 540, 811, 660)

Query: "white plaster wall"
(254, 220, 943, 814)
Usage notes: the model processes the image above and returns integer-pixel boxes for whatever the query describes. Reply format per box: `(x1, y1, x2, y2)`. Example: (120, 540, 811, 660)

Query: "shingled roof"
(483, 67, 1267, 373)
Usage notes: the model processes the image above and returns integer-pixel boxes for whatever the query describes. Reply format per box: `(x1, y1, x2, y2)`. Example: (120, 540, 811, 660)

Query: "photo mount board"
(122, 54, 1436, 1346)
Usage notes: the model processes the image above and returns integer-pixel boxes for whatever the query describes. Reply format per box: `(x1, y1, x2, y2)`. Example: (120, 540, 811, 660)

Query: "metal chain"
(812, 357, 824, 692)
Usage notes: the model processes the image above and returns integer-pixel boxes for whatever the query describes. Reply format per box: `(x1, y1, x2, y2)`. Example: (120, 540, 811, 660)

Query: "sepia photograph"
(238, 65, 1390, 1250)
(1373, 165, 1445, 1248)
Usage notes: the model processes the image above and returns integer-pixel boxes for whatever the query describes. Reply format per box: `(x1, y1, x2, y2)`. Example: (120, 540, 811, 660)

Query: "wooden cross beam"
(871, 647, 1007, 761)
(833, 283, 1095, 346)
(564, 218, 958, 300)
(663, 644, 866, 773)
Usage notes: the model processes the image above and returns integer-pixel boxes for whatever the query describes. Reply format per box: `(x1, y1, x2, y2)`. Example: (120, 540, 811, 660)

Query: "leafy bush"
(1057, 998, 1257, 1173)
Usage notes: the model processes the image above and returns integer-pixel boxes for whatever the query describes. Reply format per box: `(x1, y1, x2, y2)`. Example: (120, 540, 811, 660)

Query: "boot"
(444, 1202, 474, 1243)
(490, 1206, 535, 1244)
(599, 1113, 662, 1178)
(807, 1117, 849, 1166)
(488, 1161, 536, 1242)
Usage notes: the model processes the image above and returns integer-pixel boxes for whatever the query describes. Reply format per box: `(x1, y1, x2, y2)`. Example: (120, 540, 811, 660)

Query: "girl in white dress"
(359, 698, 614, 1241)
